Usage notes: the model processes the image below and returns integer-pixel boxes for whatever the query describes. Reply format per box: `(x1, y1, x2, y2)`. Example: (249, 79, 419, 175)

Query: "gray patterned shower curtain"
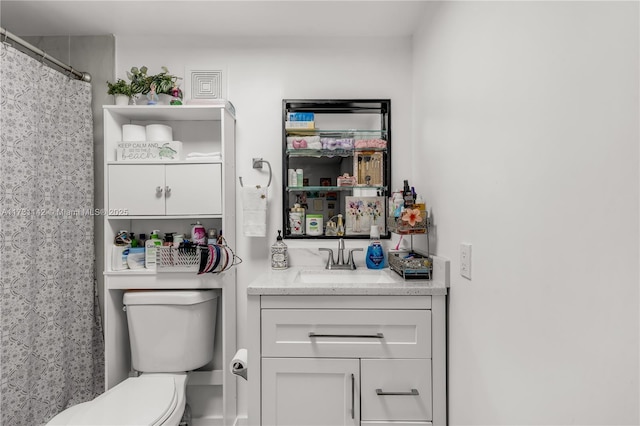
(0, 43, 104, 425)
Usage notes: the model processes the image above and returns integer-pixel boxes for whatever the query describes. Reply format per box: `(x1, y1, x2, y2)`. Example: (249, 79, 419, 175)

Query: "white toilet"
(48, 290, 218, 426)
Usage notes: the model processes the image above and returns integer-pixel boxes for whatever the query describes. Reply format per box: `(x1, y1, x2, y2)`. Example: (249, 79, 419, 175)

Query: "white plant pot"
(114, 94, 130, 106)
(158, 94, 173, 105)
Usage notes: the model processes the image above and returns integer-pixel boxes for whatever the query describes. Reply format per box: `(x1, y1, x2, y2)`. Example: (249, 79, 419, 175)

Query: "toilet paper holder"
(230, 348, 248, 380)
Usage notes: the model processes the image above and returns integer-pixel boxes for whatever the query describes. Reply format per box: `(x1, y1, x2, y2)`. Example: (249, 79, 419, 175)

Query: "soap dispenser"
(365, 225, 385, 269)
(271, 230, 288, 270)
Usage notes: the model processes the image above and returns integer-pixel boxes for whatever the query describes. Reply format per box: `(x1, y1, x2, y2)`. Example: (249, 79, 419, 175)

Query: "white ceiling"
(1, 0, 430, 38)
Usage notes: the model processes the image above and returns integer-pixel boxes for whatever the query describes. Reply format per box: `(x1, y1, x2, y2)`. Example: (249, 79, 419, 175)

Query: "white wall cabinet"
(103, 104, 237, 426)
(108, 163, 222, 216)
(248, 294, 446, 426)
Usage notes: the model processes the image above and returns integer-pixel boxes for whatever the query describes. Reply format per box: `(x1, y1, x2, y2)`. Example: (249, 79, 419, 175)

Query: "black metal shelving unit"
(282, 99, 391, 239)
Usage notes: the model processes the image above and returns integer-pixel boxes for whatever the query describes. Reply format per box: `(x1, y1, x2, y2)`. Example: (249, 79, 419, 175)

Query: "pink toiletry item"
(292, 139, 308, 149)
(355, 139, 387, 148)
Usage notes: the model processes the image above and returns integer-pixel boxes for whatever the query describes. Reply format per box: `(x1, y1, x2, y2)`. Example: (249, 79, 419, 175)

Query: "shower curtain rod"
(0, 27, 91, 82)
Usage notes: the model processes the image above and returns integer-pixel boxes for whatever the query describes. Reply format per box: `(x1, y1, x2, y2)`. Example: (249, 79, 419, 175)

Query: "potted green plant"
(106, 78, 133, 105)
(127, 66, 183, 105)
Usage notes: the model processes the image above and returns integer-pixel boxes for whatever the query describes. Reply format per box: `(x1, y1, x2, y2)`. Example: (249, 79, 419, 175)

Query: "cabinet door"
(262, 358, 359, 426)
(108, 164, 165, 215)
(165, 164, 222, 215)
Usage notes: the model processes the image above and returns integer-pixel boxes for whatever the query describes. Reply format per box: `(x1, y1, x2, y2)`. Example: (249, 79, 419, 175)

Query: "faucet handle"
(347, 248, 364, 269)
(319, 248, 335, 269)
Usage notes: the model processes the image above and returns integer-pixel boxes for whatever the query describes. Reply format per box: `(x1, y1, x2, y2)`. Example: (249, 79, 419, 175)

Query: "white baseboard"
(234, 416, 248, 426)
(192, 416, 244, 426)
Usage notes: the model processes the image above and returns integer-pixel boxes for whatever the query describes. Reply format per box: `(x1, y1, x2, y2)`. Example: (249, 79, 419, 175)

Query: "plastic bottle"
(191, 221, 206, 245)
(365, 225, 385, 269)
(145, 230, 162, 269)
(271, 230, 288, 270)
(403, 180, 413, 209)
(414, 194, 426, 212)
(289, 204, 305, 235)
(111, 245, 130, 271)
(288, 169, 297, 187)
(296, 169, 304, 187)
(392, 192, 404, 218)
(112, 230, 131, 271)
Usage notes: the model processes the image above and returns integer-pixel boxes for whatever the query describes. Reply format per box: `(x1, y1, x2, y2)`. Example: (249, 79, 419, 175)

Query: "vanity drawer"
(361, 359, 432, 422)
(261, 309, 431, 358)
(361, 423, 432, 426)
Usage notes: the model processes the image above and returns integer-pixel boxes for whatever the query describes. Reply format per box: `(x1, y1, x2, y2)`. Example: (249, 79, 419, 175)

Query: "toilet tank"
(123, 290, 217, 373)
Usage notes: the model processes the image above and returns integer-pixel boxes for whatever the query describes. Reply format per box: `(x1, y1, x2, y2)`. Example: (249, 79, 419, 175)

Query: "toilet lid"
(62, 375, 181, 425)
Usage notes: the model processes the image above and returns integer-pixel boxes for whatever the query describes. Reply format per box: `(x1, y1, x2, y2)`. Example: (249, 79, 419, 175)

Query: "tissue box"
(116, 141, 182, 161)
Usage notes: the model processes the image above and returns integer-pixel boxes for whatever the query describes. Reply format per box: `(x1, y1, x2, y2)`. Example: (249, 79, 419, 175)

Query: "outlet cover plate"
(460, 243, 471, 280)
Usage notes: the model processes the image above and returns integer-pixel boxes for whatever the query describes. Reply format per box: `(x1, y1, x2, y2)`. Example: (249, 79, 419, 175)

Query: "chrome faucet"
(319, 238, 363, 270)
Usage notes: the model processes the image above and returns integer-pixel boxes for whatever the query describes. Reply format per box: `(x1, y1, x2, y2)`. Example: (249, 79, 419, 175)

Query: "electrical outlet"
(460, 243, 472, 280)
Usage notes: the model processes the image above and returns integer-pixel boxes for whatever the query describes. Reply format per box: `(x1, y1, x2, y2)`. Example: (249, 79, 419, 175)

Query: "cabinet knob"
(156, 186, 163, 196)
(165, 185, 172, 195)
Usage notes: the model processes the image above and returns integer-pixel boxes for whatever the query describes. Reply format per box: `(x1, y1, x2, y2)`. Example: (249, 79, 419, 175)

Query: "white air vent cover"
(185, 68, 226, 101)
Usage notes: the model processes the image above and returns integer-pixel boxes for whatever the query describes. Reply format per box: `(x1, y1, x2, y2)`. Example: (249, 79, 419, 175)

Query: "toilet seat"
(47, 374, 187, 426)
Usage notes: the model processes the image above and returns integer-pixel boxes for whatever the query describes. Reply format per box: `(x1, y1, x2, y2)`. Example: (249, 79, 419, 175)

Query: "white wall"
(413, 2, 639, 425)
(116, 34, 414, 415)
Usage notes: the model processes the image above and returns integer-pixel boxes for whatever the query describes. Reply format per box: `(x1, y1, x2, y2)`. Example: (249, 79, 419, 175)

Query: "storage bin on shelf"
(156, 246, 200, 272)
(388, 249, 432, 280)
(156, 242, 243, 274)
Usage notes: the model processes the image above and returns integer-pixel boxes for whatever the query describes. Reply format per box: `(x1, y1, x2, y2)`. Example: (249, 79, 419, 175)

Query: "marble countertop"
(247, 266, 448, 296)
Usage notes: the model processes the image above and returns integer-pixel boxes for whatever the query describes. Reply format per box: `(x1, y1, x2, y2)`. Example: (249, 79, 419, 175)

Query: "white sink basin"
(295, 269, 396, 284)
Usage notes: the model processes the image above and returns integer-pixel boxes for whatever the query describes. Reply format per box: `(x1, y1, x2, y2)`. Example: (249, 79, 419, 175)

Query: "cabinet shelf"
(107, 160, 222, 165)
(103, 103, 235, 121)
(107, 215, 223, 220)
(285, 129, 387, 137)
(286, 147, 387, 158)
(287, 185, 386, 192)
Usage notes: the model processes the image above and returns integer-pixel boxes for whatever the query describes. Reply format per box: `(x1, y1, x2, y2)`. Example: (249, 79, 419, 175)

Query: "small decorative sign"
(116, 141, 182, 161)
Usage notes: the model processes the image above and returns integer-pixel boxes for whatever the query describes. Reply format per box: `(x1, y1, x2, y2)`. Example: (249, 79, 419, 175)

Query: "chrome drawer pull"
(351, 374, 355, 419)
(376, 388, 419, 396)
(308, 332, 384, 339)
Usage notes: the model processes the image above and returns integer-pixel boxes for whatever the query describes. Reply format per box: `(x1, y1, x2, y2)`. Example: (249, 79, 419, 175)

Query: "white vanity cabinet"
(102, 104, 237, 425)
(247, 289, 447, 426)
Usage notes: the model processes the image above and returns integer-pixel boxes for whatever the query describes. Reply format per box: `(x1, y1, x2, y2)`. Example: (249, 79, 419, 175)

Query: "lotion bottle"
(145, 230, 162, 270)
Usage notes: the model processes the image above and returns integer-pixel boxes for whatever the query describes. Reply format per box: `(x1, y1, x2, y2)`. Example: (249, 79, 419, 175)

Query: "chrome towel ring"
(239, 157, 272, 188)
